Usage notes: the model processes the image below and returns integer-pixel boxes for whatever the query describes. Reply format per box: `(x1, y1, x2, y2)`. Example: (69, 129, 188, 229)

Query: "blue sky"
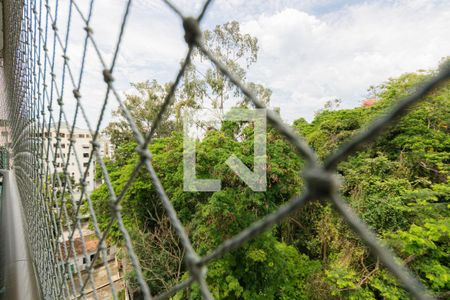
(51, 0, 450, 128)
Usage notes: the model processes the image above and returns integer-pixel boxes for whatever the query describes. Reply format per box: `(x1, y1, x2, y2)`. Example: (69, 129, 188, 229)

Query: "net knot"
(73, 89, 81, 99)
(90, 140, 100, 149)
(111, 203, 122, 213)
(57, 97, 63, 106)
(183, 17, 201, 45)
(102, 69, 114, 83)
(84, 26, 93, 35)
(136, 146, 152, 161)
(303, 167, 339, 198)
(99, 243, 107, 252)
(185, 253, 206, 281)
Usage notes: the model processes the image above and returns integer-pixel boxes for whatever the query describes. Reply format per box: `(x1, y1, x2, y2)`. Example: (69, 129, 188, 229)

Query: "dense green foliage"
(90, 20, 450, 299)
(89, 64, 450, 299)
(291, 68, 450, 299)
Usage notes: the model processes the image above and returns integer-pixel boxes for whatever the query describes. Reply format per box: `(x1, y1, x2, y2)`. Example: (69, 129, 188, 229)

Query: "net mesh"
(1, 0, 449, 299)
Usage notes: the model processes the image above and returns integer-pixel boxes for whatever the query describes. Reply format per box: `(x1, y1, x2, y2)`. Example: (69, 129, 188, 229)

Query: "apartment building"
(47, 123, 112, 193)
(0, 119, 10, 147)
(1, 120, 113, 191)
(0, 119, 10, 168)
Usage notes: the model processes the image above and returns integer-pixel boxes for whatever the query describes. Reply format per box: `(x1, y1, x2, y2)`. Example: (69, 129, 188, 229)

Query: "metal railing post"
(0, 170, 42, 300)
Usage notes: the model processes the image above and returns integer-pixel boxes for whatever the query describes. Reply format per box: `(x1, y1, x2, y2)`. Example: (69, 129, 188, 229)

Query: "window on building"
(83, 153, 89, 158)
(79, 134, 85, 138)
(82, 257, 87, 264)
(59, 133, 65, 138)
(90, 254, 95, 262)
(83, 163, 88, 167)
(61, 144, 65, 148)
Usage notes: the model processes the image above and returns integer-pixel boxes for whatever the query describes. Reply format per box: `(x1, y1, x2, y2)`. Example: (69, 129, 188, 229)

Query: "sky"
(49, 0, 450, 129)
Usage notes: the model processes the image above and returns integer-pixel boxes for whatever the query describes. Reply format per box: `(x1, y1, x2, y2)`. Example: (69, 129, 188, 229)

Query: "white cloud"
(241, 0, 450, 121)
(47, 0, 450, 128)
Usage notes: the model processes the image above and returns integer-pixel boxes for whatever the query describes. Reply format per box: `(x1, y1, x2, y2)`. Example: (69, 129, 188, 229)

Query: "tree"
(177, 21, 263, 113)
(105, 21, 271, 148)
(104, 81, 177, 147)
(94, 20, 450, 299)
(293, 61, 450, 299)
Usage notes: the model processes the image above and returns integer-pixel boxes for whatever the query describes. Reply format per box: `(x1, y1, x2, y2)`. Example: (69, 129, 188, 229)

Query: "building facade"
(46, 123, 112, 192)
(0, 119, 10, 169)
(0, 119, 10, 147)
